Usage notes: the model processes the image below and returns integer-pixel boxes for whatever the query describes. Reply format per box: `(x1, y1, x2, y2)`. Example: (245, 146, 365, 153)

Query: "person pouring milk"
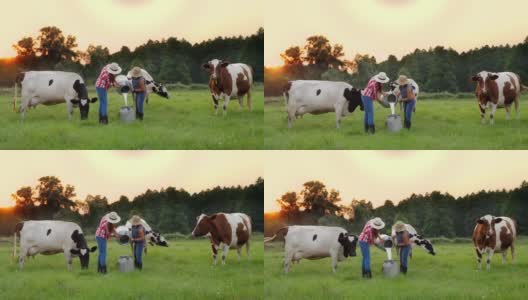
(358, 217, 386, 278)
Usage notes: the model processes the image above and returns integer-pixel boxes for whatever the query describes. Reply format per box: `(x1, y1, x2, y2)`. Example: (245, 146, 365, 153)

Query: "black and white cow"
(116, 218, 168, 254)
(14, 71, 98, 120)
(264, 226, 358, 273)
(115, 69, 169, 105)
(283, 80, 363, 128)
(13, 221, 97, 270)
(389, 223, 435, 256)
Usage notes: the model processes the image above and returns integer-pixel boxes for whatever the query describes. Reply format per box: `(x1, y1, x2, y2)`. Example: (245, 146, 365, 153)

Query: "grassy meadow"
(0, 85, 263, 149)
(0, 235, 263, 300)
(264, 238, 528, 299)
(264, 96, 528, 149)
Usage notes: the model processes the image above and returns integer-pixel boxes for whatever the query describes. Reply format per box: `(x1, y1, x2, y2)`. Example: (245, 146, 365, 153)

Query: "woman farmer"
(361, 72, 390, 134)
(396, 75, 416, 129)
(95, 63, 122, 124)
(393, 221, 412, 274)
(358, 217, 385, 278)
(130, 67, 147, 121)
(95, 212, 121, 274)
(130, 215, 146, 270)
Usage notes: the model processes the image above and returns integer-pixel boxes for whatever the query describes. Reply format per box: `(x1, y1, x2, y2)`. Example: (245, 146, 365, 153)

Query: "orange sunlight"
(264, 151, 528, 212)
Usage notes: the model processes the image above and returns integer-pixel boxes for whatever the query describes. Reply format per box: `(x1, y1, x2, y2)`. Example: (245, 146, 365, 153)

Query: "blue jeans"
(359, 241, 371, 273)
(361, 95, 375, 126)
(96, 87, 108, 117)
(134, 92, 146, 114)
(404, 100, 416, 123)
(134, 242, 144, 265)
(96, 236, 107, 266)
(400, 245, 411, 271)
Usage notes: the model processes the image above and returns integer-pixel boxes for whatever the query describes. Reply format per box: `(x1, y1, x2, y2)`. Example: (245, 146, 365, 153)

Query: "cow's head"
(191, 214, 212, 237)
(476, 215, 502, 239)
(202, 59, 230, 82)
(338, 233, 357, 258)
(411, 234, 436, 256)
(150, 82, 170, 99)
(69, 230, 97, 269)
(471, 71, 499, 102)
(146, 230, 169, 247)
(389, 81, 398, 91)
(344, 87, 364, 112)
(71, 80, 97, 120)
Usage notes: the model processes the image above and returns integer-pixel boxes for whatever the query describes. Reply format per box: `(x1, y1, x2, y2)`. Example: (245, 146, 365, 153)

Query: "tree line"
(264, 35, 528, 96)
(264, 180, 528, 238)
(0, 26, 263, 86)
(0, 176, 263, 236)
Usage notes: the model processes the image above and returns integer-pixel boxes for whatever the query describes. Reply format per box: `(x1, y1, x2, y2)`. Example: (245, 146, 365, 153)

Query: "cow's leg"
(237, 96, 244, 111)
(330, 251, 338, 273)
(221, 244, 229, 265)
(66, 100, 74, 120)
(245, 240, 250, 259)
(284, 251, 294, 274)
(211, 244, 218, 265)
(505, 105, 511, 120)
(479, 105, 486, 124)
(64, 250, 73, 271)
(19, 97, 31, 120)
(335, 106, 343, 129)
(489, 103, 497, 125)
(247, 90, 252, 112)
(18, 246, 27, 269)
(511, 243, 515, 263)
(475, 248, 482, 270)
(236, 247, 242, 260)
(211, 95, 219, 115)
(514, 97, 520, 119)
(502, 250, 507, 264)
(222, 95, 231, 116)
(486, 249, 494, 271)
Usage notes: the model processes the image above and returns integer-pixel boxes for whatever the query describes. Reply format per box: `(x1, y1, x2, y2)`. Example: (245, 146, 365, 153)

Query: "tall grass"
(1, 235, 264, 300)
(0, 87, 264, 149)
(265, 240, 528, 299)
(264, 96, 528, 149)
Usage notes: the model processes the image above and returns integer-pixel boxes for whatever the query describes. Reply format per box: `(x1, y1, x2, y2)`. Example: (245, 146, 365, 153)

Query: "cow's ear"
(337, 232, 345, 245)
(202, 63, 211, 69)
(70, 99, 80, 104)
(90, 97, 98, 103)
(489, 74, 499, 80)
(90, 246, 97, 252)
(70, 249, 80, 255)
(471, 75, 479, 81)
(476, 218, 484, 224)
(493, 217, 502, 223)
(220, 62, 230, 68)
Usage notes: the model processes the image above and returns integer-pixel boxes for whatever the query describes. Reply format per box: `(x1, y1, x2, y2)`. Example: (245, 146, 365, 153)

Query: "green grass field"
(0, 235, 263, 300)
(264, 97, 528, 149)
(264, 239, 528, 299)
(0, 87, 263, 149)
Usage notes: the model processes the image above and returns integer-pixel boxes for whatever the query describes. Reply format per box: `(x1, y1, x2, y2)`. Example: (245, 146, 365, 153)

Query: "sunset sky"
(0, 0, 263, 58)
(0, 151, 263, 207)
(265, 0, 528, 66)
(264, 151, 528, 212)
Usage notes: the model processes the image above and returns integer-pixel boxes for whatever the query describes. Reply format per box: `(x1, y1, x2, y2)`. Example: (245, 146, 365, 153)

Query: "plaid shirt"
(95, 219, 111, 240)
(95, 67, 112, 89)
(358, 222, 376, 244)
(362, 78, 381, 99)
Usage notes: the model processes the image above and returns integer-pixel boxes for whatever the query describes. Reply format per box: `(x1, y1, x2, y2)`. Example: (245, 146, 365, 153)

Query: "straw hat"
(373, 72, 389, 83)
(397, 75, 410, 85)
(130, 215, 142, 226)
(393, 221, 406, 232)
(106, 63, 122, 75)
(104, 212, 121, 224)
(130, 67, 143, 78)
(369, 217, 386, 230)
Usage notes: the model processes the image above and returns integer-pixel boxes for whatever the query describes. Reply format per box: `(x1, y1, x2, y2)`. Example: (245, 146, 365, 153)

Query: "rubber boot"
(139, 113, 143, 121)
(97, 263, 102, 273)
(367, 270, 372, 279)
(364, 123, 369, 134)
(369, 125, 376, 134)
(362, 270, 367, 278)
(99, 114, 103, 125)
(102, 265, 107, 274)
(407, 121, 411, 130)
(401, 266, 407, 275)
(103, 116, 108, 125)
(138, 262, 142, 271)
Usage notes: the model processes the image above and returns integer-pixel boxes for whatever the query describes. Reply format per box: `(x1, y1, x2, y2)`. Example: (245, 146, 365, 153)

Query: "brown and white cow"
(202, 59, 253, 115)
(471, 71, 528, 124)
(472, 215, 516, 271)
(191, 212, 252, 265)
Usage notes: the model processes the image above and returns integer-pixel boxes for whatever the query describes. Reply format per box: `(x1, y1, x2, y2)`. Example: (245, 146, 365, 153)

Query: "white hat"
(106, 63, 122, 75)
(369, 217, 385, 230)
(397, 75, 410, 85)
(130, 67, 142, 78)
(373, 72, 389, 83)
(393, 221, 406, 232)
(104, 212, 121, 224)
(130, 215, 142, 226)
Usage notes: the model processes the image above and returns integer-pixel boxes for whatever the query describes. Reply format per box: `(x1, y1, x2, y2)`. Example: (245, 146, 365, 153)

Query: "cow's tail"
(282, 82, 292, 105)
(13, 72, 24, 112)
(264, 227, 288, 243)
(13, 222, 23, 261)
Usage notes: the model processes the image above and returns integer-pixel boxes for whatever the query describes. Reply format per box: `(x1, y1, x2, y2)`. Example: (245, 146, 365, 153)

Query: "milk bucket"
(118, 256, 134, 272)
(120, 106, 136, 123)
(382, 239, 399, 277)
